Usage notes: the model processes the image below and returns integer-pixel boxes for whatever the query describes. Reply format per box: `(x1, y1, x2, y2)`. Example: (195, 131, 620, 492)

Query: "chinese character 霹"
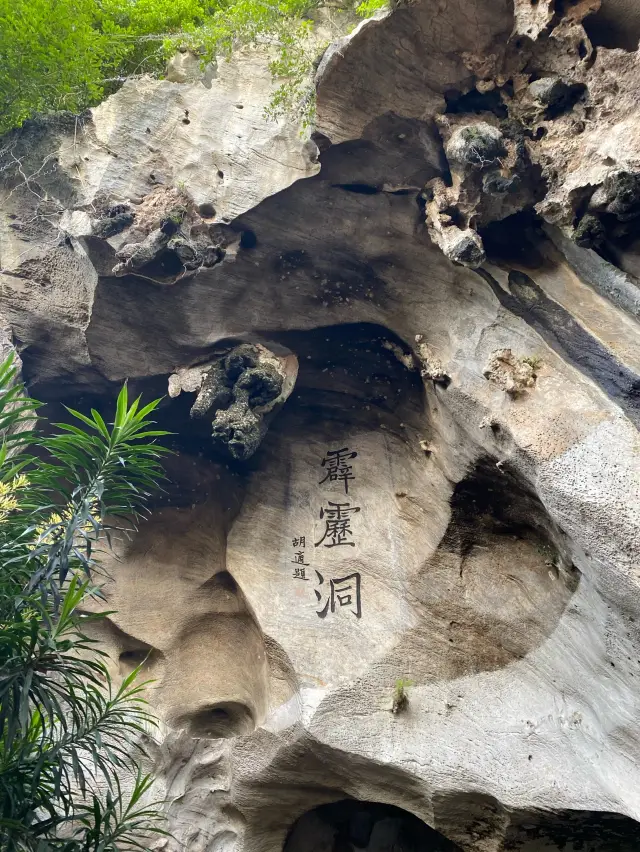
(314, 501, 361, 548)
(315, 570, 362, 619)
(319, 447, 358, 494)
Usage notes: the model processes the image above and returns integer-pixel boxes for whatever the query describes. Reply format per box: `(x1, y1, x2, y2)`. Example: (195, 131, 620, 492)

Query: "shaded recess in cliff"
(83, 450, 299, 740)
(583, 0, 640, 51)
(435, 789, 640, 850)
(76, 115, 444, 390)
(505, 807, 640, 849)
(313, 453, 580, 692)
(259, 323, 426, 429)
(284, 800, 462, 852)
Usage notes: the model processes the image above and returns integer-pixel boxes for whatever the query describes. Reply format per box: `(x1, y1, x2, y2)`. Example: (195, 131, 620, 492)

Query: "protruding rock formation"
(483, 348, 539, 396)
(425, 118, 539, 267)
(169, 343, 298, 459)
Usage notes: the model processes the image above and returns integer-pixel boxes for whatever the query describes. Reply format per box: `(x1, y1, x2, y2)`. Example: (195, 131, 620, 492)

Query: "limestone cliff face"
(1, 1, 640, 849)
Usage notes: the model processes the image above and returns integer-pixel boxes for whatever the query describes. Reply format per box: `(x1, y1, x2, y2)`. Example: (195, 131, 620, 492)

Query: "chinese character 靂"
(314, 501, 361, 548)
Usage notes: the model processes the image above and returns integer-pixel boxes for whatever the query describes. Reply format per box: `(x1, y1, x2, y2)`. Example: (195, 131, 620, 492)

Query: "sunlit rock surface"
(1, 0, 640, 849)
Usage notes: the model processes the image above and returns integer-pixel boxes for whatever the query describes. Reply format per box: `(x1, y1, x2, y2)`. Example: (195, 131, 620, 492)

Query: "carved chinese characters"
(314, 447, 363, 619)
(291, 536, 309, 580)
(285, 446, 364, 618)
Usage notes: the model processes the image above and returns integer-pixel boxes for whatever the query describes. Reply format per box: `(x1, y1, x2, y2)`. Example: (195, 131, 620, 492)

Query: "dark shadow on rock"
(476, 267, 640, 426)
(505, 807, 640, 850)
(372, 457, 579, 683)
(433, 790, 640, 851)
(284, 800, 462, 852)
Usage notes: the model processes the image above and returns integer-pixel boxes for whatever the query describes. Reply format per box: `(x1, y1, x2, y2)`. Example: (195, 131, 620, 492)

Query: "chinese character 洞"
(319, 447, 358, 494)
(291, 550, 309, 565)
(315, 570, 362, 619)
(314, 501, 361, 548)
(292, 536, 306, 548)
(292, 566, 309, 581)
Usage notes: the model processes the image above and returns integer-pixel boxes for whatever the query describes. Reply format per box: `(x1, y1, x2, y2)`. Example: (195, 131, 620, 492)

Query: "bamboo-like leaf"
(0, 360, 169, 851)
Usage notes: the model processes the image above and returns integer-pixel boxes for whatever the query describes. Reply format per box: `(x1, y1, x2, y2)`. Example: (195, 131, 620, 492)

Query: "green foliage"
(0, 354, 170, 851)
(521, 354, 543, 371)
(355, 0, 387, 17)
(0, 0, 390, 135)
(263, 21, 321, 127)
(99, 0, 211, 81)
(0, 0, 105, 134)
(391, 677, 413, 714)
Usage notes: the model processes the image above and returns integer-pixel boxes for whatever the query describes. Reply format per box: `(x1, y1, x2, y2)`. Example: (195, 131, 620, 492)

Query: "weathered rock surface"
(170, 342, 299, 459)
(2, 0, 640, 850)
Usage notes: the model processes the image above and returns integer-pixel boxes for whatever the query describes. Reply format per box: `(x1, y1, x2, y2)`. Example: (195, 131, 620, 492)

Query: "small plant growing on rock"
(484, 348, 539, 397)
(522, 354, 543, 372)
(392, 678, 414, 714)
(447, 123, 507, 170)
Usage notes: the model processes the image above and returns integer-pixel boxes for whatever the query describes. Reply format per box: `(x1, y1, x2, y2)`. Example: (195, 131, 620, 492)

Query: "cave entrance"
(283, 799, 461, 852)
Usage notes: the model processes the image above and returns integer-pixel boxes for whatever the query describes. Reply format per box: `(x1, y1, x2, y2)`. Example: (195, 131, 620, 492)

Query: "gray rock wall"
(1, 1, 640, 849)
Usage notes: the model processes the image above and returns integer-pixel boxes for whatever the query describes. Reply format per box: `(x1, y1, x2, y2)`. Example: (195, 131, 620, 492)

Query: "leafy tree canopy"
(0, 0, 387, 135)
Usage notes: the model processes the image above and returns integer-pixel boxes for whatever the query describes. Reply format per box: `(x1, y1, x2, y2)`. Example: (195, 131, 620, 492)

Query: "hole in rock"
(433, 793, 640, 850)
(111, 627, 162, 678)
(118, 647, 152, 675)
(584, 8, 640, 52)
(382, 456, 580, 682)
(263, 323, 424, 428)
(137, 248, 184, 280)
(217, 170, 224, 179)
(444, 86, 508, 119)
(284, 800, 462, 852)
(442, 206, 466, 230)
(544, 82, 587, 119)
(178, 700, 255, 738)
(182, 118, 191, 125)
(207, 570, 239, 593)
(479, 209, 545, 268)
(240, 229, 258, 249)
(331, 182, 381, 195)
(198, 202, 216, 219)
(311, 130, 332, 153)
(119, 648, 148, 665)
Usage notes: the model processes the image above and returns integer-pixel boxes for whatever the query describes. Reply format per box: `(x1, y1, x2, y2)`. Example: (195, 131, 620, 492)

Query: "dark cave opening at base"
(282, 801, 640, 852)
(283, 800, 462, 852)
